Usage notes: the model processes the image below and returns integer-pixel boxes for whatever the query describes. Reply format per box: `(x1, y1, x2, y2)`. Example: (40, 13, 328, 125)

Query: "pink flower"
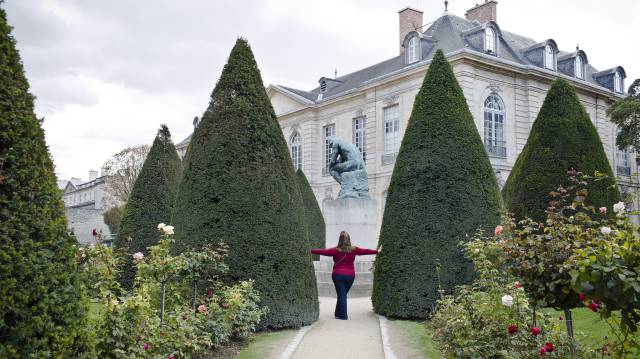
(599, 207, 607, 215)
(559, 315, 564, 321)
(579, 292, 586, 302)
(197, 304, 208, 314)
(514, 281, 522, 289)
(143, 343, 150, 351)
(539, 346, 547, 356)
(531, 326, 541, 336)
(545, 342, 555, 352)
(508, 324, 517, 335)
(494, 225, 504, 236)
(588, 300, 601, 312)
(168, 355, 175, 359)
(132, 252, 145, 261)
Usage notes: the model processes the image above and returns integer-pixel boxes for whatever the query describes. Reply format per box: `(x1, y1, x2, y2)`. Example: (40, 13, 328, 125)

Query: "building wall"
(272, 56, 639, 226)
(66, 206, 111, 245)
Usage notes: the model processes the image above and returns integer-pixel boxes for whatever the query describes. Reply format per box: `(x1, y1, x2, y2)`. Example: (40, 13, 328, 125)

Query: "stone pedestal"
(314, 198, 379, 297)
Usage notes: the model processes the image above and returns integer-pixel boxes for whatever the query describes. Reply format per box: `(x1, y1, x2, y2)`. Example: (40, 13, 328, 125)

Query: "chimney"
(465, 0, 498, 23)
(398, 7, 423, 54)
(89, 169, 98, 181)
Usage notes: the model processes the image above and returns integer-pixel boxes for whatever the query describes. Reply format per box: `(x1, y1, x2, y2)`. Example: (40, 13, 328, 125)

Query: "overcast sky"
(5, 0, 639, 180)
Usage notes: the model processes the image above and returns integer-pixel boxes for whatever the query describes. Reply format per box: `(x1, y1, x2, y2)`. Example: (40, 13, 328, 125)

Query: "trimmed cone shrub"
(503, 78, 620, 222)
(296, 169, 325, 260)
(0, 6, 92, 356)
(372, 49, 503, 319)
(116, 125, 182, 289)
(171, 38, 319, 329)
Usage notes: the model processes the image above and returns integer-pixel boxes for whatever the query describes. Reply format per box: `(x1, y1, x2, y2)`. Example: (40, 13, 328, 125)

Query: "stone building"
(61, 170, 112, 244)
(267, 1, 638, 220)
(178, 2, 638, 223)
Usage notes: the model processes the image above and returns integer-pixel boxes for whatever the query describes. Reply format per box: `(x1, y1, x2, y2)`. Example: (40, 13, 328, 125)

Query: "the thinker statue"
(328, 137, 370, 199)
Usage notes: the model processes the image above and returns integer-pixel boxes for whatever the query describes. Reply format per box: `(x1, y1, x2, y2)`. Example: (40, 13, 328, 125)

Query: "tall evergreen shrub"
(171, 39, 319, 329)
(0, 5, 92, 356)
(116, 125, 182, 288)
(503, 78, 620, 221)
(296, 169, 325, 260)
(372, 50, 503, 319)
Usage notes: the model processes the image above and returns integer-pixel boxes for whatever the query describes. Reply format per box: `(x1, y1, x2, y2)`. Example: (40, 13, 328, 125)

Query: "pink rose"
(494, 225, 504, 236)
(143, 343, 150, 351)
(599, 207, 607, 215)
(545, 342, 555, 352)
(514, 281, 522, 289)
(197, 304, 208, 314)
(132, 252, 145, 261)
(539, 346, 547, 356)
(531, 326, 541, 336)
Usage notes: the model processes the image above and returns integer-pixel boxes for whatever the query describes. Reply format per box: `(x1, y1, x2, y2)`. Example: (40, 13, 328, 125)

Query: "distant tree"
(102, 144, 150, 205)
(296, 169, 325, 260)
(103, 205, 125, 237)
(372, 50, 503, 319)
(0, 5, 93, 356)
(608, 78, 640, 154)
(116, 125, 182, 289)
(503, 78, 620, 222)
(172, 38, 319, 329)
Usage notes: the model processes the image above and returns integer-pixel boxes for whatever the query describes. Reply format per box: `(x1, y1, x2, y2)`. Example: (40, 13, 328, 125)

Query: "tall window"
(614, 71, 623, 93)
(406, 36, 420, 64)
(484, 94, 506, 158)
(575, 56, 583, 79)
(353, 117, 366, 162)
(485, 27, 496, 53)
(383, 105, 400, 157)
(545, 44, 555, 70)
(323, 124, 335, 175)
(617, 131, 631, 176)
(290, 132, 302, 171)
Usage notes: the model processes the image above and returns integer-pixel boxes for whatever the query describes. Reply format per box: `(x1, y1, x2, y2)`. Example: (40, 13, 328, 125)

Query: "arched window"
(614, 71, 623, 93)
(545, 45, 555, 70)
(483, 94, 506, 158)
(406, 36, 420, 64)
(575, 56, 583, 79)
(485, 27, 496, 53)
(290, 132, 302, 171)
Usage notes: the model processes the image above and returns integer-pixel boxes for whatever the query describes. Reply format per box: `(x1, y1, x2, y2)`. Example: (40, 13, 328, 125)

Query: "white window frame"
(352, 117, 366, 162)
(290, 132, 302, 171)
(322, 124, 335, 176)
(545, 44, 555, 70)
(614, 71, 623, 93)
(483, 94, 507, 158)
(406, 36, 420, 64)
(575, 56, 583, 79)
(383, 105, 400, 157)
(485, 27, 496, 54)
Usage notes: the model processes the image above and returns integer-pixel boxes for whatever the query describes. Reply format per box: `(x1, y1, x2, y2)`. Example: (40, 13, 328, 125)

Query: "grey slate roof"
(276, 13, 622, 103)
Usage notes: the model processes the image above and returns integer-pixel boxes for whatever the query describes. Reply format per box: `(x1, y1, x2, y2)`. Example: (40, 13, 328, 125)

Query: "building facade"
(265, 2, 638, 221)
(61, 170, 112, 244)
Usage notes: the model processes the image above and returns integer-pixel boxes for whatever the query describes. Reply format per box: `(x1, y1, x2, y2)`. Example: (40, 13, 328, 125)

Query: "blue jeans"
(332, 274, 355, 319)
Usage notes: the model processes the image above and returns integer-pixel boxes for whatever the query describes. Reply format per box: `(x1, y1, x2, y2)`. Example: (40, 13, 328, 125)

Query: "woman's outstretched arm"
(355, 247, 378, 255)
(311, 248, 337, 256)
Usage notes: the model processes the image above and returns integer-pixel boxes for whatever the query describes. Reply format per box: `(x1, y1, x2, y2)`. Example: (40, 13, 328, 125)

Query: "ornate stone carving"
(488, 83, 502, 93)
(383, 95, 399, 106)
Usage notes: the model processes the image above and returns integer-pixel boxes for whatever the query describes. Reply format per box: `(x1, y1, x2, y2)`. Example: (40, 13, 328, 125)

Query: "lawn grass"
(235, 329, 298, 359)
(543, 307, 616, 350)
(387, 319, 443, 358)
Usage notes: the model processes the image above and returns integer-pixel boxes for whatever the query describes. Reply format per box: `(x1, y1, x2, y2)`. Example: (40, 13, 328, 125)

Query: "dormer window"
(485, 27, 496, 54)
(614, 71, 623, 93)
(575, 56, 583, 79)
(406, 36, 420, 64)
(545, 44, 555, 70)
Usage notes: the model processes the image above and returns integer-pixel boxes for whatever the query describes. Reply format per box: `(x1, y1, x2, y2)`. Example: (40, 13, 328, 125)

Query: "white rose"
(501, 294, 513, 307)
(613, 201, 626, 214)
(600, 226, 612, 235)
(163, 225, 174, 235)
(157, 223, 166, 230)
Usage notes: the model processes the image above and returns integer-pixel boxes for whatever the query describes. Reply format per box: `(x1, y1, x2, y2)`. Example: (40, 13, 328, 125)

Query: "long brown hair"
(336, 231, 353, 252)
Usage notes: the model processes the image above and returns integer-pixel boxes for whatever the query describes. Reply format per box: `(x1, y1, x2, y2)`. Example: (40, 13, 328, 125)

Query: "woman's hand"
(378, 245, 382, 253)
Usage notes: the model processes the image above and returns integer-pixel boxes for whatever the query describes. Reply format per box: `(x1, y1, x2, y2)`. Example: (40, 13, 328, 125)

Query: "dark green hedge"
(503, 78, 620, 222)
(372, 49, 503, 319)
(116, 125, 182, 289)
(296, 169, 325, 260)
(171, 38, 318, 329)
(0, 5, 92, 356)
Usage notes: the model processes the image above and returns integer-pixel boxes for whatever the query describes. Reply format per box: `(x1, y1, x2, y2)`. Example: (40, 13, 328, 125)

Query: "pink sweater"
(311, 247, 378, 276)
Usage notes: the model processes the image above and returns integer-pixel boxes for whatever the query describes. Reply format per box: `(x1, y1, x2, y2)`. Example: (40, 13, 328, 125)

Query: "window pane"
(383, 105, 399, 155)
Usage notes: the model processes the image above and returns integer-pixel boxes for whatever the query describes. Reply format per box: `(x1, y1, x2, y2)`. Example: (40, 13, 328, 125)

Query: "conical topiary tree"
(503, 78, 620, 222)
(171, 38, 319, 329)
(0, 5, 92, 356)
(372, 49, 503, 319)
(296, 169, 325, 260)
(116, 125, 182, 289)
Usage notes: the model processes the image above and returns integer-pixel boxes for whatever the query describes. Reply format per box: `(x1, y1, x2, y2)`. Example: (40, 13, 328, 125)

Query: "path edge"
(377, 314, 398, 359)
(278, 323, 316, 359)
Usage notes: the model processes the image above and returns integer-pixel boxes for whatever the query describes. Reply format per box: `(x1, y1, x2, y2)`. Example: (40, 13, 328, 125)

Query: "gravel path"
(290, 297, 385, 359)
